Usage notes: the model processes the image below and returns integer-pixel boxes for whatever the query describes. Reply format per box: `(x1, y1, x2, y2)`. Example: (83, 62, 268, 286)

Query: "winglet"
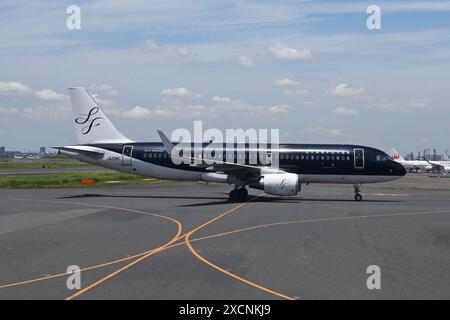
(157, 130, 174, 153)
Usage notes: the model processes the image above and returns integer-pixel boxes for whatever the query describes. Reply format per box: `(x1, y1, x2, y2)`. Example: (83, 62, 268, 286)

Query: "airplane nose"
(393, 161, 406, 176)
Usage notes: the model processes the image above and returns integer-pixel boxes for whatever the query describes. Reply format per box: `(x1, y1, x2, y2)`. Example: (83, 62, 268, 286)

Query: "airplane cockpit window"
(376, 154, 389, 161)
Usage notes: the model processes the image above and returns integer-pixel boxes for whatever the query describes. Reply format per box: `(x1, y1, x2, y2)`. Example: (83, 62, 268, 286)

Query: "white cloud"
(272, 78, 300, 87)
(122, 104, 186, 118)
(0, 81, 31, 96)
(89, 84, 119, 96)
(152, 108, 178, 117)
(121, 106, 152, 118)
(35, 89, 67, 101)
(329, 83, 367, 97)
(211, 96, 232, 104)
(161, 87, 202, 98)
(238, 56, 255, 68)
(269, 104, 291, 114)
(283, 89, 312, 97)
(334, 106, 357, 116)
(268, 46, 313, 60)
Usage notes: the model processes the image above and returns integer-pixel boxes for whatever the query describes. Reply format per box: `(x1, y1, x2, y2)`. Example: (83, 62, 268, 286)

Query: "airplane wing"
(52, 146, 105, 159)
(427, 160, 447, 172)
(157, 130, 279, 181)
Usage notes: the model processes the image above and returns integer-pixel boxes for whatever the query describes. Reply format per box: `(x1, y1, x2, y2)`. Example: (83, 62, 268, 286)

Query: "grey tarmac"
(0, 174, 449, 299)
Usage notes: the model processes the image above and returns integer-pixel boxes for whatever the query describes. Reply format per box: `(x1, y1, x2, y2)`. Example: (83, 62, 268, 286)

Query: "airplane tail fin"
(69, 87, 132, 144)
(390, 148, 405, 161)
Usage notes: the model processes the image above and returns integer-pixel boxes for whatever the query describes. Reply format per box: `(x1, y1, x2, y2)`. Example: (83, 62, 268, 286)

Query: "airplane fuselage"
(61, 142, 406, 186)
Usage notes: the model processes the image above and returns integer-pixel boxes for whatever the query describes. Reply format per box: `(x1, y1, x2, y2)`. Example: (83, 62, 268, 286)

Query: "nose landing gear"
(353, 184, 363, 201)
(229, 186, 248, 202)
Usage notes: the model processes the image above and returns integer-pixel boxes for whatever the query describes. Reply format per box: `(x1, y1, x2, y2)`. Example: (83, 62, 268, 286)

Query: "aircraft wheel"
(354, 193, 363, 201)
(238, 187, 248, 200)
(229, 189, 240, 202)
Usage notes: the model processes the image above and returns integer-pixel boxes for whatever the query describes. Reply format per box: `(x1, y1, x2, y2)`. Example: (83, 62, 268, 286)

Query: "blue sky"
(1, 0, 450, 155)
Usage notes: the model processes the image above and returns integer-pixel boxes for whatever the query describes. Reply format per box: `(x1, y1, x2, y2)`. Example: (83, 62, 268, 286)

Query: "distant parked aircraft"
(391, 149, 449, 173)
(391, 149, 432, 172)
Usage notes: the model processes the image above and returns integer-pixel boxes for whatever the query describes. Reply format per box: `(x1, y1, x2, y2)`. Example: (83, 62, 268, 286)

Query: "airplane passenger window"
(144, 153, 147, 158)
(148, 153, 152, 158)
(290, 155, 294, 160)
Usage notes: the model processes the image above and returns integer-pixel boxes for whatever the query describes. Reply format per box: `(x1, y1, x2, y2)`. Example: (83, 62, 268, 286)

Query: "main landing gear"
(353, 184, 363, 201)
(229, 186, 248, 202)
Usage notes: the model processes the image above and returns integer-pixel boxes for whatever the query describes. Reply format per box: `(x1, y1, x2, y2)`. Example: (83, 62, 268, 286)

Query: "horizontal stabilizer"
(53, 146, 104, 159)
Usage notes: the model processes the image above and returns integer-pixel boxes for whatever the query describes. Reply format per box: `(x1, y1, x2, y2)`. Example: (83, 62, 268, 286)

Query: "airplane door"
(122, 145, 133, 166)
(267, 151, 272, 165)
(354, 148, 364, 169)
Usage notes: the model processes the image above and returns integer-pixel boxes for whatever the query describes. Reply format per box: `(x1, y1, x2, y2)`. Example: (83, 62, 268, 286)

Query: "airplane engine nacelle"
(261, 173, 300, 196)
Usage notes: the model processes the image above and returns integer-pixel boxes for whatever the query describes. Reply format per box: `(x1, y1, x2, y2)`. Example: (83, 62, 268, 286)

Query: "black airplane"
(55, 88, 406, 201)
